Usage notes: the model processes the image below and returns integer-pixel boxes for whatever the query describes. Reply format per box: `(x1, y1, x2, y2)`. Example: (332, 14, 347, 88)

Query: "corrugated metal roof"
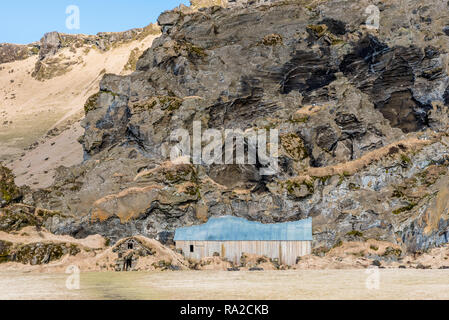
(174, 216, 313, 241)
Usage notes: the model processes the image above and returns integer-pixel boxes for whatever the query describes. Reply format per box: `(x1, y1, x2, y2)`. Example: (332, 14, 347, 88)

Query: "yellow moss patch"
(307, 24, 344, 45)
(130, 96, 183, 113)
(122, 47, 142, 72)
(280, 133, 308, 161)
(262, 34, 283, 46)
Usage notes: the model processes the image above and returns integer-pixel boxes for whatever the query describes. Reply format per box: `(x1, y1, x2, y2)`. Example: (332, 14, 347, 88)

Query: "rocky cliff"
(4, 0, 449, 255)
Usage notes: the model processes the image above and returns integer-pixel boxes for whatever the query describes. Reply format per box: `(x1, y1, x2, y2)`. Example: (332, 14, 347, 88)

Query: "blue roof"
(174, 216, 312, 241)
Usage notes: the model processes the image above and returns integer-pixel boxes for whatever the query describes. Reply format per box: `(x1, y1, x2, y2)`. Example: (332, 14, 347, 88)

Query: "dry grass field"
(1, 270, 449, 300)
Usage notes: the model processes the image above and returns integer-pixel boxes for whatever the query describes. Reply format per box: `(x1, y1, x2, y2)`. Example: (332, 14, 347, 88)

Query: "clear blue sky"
(0, 0, 189, 44)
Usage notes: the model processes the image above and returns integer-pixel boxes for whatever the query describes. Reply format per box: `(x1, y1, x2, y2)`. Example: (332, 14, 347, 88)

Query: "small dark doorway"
(128, 242, 133, 250)
(190, 245, 194, 253)
(124, 258, 132, 271)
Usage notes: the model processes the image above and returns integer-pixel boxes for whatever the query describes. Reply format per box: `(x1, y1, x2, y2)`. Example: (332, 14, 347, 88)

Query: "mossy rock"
(183, 42, 207, 59)
(418, 165, 447, 187)
(123, 48, 142, 72)
(346, 230, 363, 237)
(0, 165, 22, 208)
(392, 202, 417, 215)
(348, 183, 360, 191)
(383, 246, 402, 258)
(135, 24, 161, 41)
(0, 205, 40, 232)
(171, 41, 208, 60)
(31, 57, 76, 81)
(280, 133, 308, 161)
(306, 24, 344, 45)
(307, 24, 328, 37)
(158, 96, 183, 111)
(284, 179, 314, 199)
(83, 92, 102, 115)
(184, 183, 201, 197)
(0, 240, 12, 264)
(313, 175, 332, 185)
(84, 90, 121, 115)
(131, 96, 183, 113)
(14, 242, 80, 265)
(345, 230, 364, 241)
(163, 164, 198, 184)
(332, 239, 343, 248)
(262, 33, 283, 46)
(30, 47, 39, 55)
(400, 153, 412, 165)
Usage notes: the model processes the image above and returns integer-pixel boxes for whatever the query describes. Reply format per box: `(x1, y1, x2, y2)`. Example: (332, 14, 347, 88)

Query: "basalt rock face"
(31, 0, 449, 251)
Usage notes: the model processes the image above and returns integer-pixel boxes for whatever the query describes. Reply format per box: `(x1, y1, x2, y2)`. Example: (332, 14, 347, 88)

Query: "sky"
(0, 0, 189, 44)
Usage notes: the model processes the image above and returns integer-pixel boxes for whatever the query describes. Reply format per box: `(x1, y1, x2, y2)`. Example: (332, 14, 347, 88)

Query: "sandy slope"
(0, 33, 159, 188)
